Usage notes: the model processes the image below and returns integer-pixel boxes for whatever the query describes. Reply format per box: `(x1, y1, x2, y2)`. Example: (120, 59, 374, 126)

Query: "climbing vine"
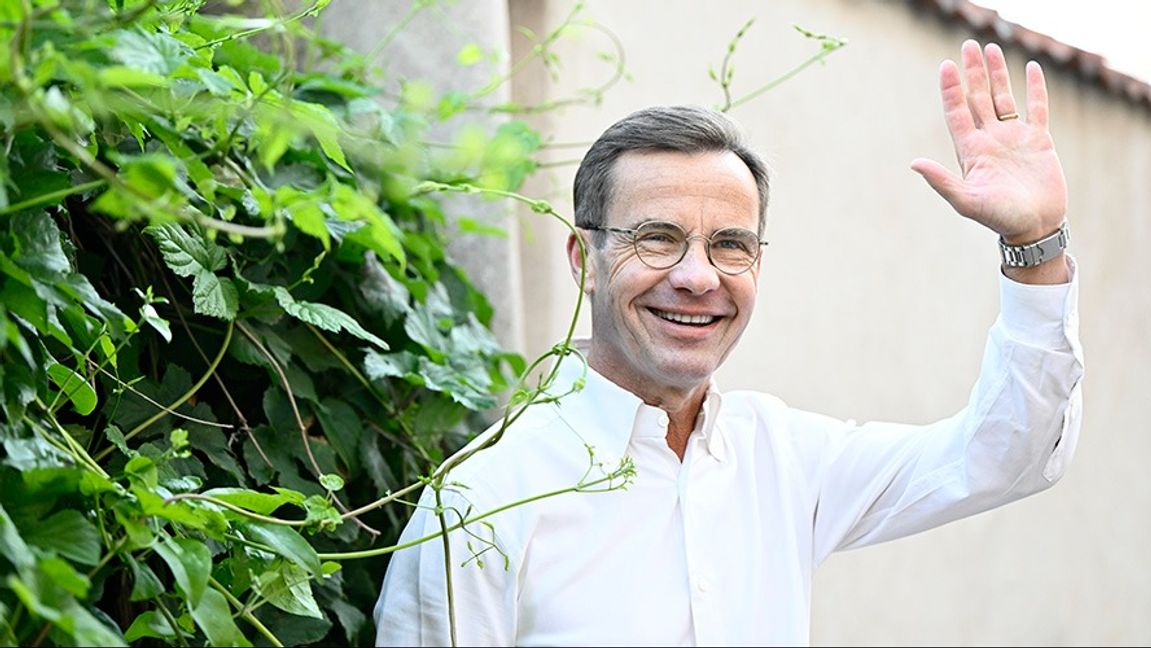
(0, 1, 840, 645)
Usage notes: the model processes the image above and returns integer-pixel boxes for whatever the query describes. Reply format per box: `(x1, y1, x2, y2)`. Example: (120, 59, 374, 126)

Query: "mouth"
(649, 308, 721, 327)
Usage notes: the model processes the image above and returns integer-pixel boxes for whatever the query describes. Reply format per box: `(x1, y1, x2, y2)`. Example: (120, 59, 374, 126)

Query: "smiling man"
(374, 41, 1083, 646)
(573, 147, 766, 459)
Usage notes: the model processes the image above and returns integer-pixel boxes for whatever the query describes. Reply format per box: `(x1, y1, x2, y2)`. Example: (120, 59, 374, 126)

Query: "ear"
(566, 231, 596, 294)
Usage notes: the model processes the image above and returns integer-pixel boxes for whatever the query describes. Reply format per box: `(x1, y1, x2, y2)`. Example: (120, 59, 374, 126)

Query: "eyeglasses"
(582, 220, 767, 275)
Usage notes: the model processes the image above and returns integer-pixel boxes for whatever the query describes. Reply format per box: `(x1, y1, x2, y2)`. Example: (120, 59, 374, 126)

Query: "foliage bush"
(0, 0, 553, 644)
(0, 1, 845, 644)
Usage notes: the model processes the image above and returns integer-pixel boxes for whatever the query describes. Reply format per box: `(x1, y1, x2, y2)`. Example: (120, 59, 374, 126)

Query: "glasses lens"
(633, 221, 687, 269)
(709, 228, 761, 273)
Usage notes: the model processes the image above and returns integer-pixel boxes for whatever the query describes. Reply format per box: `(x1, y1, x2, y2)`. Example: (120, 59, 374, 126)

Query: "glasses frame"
(582, 220, 768, 276)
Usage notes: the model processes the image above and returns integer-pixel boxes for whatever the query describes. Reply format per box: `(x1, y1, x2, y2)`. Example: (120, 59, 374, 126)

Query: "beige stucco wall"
(506, 0, 1151, 645)
(321, 0, 1148, 644)
(319, 0, 526, 354)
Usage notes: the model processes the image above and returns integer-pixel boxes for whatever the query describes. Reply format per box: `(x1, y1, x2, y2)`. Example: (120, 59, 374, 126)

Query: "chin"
(656, 360, 719, 388)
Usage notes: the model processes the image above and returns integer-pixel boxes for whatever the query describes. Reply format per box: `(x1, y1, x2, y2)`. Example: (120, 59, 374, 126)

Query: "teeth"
(652, 309, 718, 325)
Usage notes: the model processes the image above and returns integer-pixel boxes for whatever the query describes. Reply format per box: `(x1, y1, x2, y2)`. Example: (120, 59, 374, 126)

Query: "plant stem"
(210, 577, 283, 647)
(0, 179, 106, 216)
(318, 465, 632, 561)
(94, 320, 234, 462)
(434, 487, 459, 648)
(163, 494, 309, 526)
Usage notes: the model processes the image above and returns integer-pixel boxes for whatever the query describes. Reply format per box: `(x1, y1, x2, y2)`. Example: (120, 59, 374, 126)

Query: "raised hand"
(911, 40, 1069, 267)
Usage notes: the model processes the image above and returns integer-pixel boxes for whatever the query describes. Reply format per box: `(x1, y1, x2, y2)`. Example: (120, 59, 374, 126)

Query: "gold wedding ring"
(997, 111, 1019, 121)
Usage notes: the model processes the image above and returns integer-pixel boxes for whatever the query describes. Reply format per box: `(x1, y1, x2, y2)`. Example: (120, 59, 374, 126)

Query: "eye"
(635, 222, 685, 246)
(712, 229, 758, 255)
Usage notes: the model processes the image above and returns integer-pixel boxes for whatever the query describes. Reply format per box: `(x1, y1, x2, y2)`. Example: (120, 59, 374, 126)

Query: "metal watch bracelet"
(999, 221, 1069, 268)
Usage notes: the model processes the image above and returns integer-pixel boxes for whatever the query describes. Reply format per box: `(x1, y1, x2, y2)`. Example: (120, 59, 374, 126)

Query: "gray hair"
(573, 105, 770, 237)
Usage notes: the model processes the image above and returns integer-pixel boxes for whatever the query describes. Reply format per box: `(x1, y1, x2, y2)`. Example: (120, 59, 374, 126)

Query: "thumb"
(910, 158, 971, 215)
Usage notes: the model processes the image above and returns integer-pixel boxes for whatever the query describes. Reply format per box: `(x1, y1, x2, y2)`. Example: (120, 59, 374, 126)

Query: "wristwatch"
(999, 222, 1069, 268)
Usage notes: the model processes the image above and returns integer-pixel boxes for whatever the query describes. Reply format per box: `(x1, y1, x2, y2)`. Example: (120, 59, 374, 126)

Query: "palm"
(912, 41, 1068, 243)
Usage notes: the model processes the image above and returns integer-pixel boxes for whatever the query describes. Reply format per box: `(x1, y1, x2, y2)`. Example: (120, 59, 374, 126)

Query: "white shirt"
(374, 266, 1084, 647)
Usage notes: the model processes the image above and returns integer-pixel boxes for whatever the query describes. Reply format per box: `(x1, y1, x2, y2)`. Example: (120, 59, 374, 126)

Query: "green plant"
(0, 1, 839, 644)
(0, 0, 589, 645)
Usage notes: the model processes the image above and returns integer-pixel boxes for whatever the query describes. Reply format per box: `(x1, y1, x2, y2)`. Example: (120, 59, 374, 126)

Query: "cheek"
(604, 251, 648, 285)
(730, 279, 760, 316)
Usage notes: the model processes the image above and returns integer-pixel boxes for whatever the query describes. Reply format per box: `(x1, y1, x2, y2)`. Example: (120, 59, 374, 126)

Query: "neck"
(586, 354, 708, 462)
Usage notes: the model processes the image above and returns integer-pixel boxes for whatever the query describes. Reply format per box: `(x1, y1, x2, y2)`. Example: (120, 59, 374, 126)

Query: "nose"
(667, 237, 720, 294)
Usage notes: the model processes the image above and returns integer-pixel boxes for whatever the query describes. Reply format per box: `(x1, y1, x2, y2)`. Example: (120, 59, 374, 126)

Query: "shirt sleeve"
(373, 483, 520, 646)
(811, 257, 1084, 563)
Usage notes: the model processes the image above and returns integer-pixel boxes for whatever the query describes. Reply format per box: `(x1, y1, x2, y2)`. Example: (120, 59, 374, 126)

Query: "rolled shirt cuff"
(998, 254, 1079, 348)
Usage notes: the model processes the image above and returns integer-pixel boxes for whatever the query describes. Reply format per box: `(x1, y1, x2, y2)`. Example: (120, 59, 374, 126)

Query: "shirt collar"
(549, 340, 727, 463)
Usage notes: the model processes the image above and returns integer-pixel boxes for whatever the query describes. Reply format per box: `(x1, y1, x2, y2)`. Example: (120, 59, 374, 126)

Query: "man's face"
(571, 149, 762, 401)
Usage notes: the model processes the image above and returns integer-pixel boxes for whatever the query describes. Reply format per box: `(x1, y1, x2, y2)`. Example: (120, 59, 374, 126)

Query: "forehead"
(608, 150, 759, 228)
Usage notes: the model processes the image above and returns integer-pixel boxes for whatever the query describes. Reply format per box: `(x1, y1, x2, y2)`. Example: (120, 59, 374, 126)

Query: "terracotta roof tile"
(911, 0, 1151, 110)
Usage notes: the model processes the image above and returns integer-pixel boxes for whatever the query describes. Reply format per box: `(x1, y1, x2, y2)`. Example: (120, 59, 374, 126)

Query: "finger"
(983, 42, 1018, 120)
(961, 39, 996, 126)
(1025, 60, 1049, 129)
(936, 59, 976, 150)
(910, 158, 976, 216)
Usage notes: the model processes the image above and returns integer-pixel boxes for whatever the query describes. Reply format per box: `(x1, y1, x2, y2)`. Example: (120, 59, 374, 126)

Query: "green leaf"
(403, 306, 447, 360)
(135, 488, 213, 530)
(124, 610, 177, 641)
(302, 495, 342, 532)
(96, 334, 117, 368)
(109, 154, 180, 202)
(38, 554, 90, 597)
(0, 601, 13, 645)
(191, 271, 238, 319)
(331, 184, 406, 265)
(291, 100, 350, 171)
(362, 349, 417, 381)
(146, 224, 236, 319)
(253, 561, 322, 618)
(272, 286, 387, 349)
(418, 356, 496, 410)
(98, 65, 169, 88)
(195, 67, 236, 95)
(109, 28, 193, 75)
(360, 254, 410, 323)
(47, 362, 98, 416)
(457, 216, 508, 238)
(318, 473, 344, 491)
(124, 455, 158, 488)
(127, 555, 165, 601)
(146, 224, 227, 277)
(0, 281, 50, 337)
(457, 43, 484, 66)
(359, 433, 395, 494)
(191, 587, 252, 647)
(155, 536, 211, 607)
(0, 502, 34, 570)
(202, 487, 292, 516)
(10, 212, 70, 280)
(140, 302, 172, 342)
(287, 200, 330, 250)
(253, 604, 333, 645)
(188, 429, 247, 485)
(22, 509, 102, 566)
(59, 598, 127, 647)
(239, 520, 321, 577)
(314, 398, 363, 476)
(328, 597, 368, 644)
(151, 125, 215, 200)
(60, 273, 130, 335)
(3, 437, 74, 471)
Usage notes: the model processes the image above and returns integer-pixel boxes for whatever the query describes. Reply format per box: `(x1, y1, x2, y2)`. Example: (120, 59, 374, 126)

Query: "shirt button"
(658, 414, 669, 428)
(696, 577, 712, 593)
